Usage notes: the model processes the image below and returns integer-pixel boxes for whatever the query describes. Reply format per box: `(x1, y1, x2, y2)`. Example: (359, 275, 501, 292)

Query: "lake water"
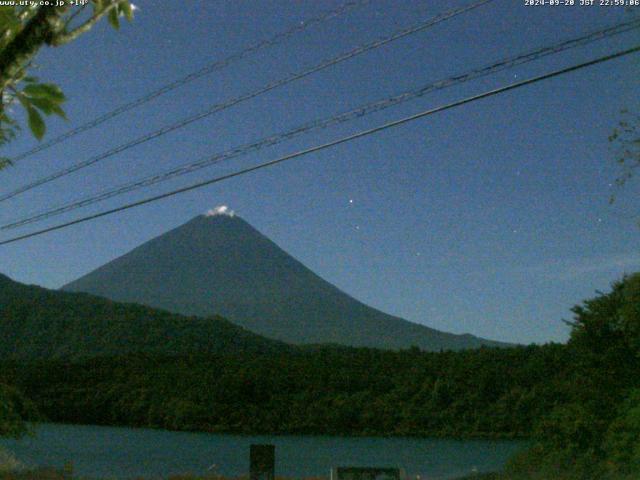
(0, 423, 527, 480)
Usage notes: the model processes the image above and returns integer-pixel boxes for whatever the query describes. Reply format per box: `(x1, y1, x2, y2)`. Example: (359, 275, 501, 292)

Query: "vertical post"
(250, 444, 275, 480)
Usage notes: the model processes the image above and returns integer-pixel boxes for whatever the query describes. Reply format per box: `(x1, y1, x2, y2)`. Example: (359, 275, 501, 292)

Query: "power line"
(0, 0, 494, 204)
(8, 0, 371, 162)
(3, 18, 638, 231)
(1, 44, 637, 247)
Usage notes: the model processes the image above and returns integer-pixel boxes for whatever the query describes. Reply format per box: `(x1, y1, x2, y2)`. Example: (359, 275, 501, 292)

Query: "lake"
(0, 423, 527, 480)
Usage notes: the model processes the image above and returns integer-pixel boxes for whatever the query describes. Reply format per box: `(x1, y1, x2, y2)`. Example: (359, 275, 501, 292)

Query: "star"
(349, 199, 354, 204)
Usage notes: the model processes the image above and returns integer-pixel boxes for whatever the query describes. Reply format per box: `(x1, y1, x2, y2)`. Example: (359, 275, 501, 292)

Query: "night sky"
(0, 0, 638, 344)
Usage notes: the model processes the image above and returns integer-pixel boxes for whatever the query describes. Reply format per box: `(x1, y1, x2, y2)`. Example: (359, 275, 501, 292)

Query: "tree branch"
(17, 5, 40, 23)
(0, 6, 69, 91)
(50, 1, 120, 46)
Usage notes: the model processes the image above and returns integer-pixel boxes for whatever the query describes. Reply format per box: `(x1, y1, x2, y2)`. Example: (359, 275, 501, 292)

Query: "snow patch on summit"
(205, 205, 235, 217)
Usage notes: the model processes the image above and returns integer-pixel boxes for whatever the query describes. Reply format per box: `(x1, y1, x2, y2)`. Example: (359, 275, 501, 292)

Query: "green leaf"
(22, 83, 65, 103)
(0, 7, 20, 49)
(0, 6, 19, 30)
(92, 0, 104, 13)
(25, 104, 45, 140)
(28, 96, 57, 115)
(50, 104, 67, 120)
(119, 1, 134, 21)
(15, 90, 31, 109)
(0, 157, 13, 170)
(108, 7, 120, 29)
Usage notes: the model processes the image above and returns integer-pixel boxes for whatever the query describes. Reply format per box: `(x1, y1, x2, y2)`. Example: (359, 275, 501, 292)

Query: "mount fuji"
(63, 208, 507, 350)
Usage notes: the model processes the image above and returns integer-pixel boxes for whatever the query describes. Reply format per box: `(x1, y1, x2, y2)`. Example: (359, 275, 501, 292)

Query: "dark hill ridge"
(0, 273, 285, 360)
(63, 212, 508, 351)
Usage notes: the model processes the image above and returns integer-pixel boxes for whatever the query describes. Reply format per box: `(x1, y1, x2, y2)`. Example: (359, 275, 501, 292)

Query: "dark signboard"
(250, 444, 275, 480)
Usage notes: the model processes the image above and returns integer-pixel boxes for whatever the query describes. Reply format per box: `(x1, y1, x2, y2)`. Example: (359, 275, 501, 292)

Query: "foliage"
(0, 75, 66, 170)
(0, 384, 34, 439)
(0, 1, 134, 163)
(0, 448, 23, 473)
(506, 273, 640, 479)
(609, 109, 640, 208)
(603, 389, 640, 477)
(0, 273, 285, 359)
(0, 345, 570, 439)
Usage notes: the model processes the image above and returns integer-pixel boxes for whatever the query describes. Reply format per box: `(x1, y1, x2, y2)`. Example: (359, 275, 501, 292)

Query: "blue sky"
(0, 0, 638, 344)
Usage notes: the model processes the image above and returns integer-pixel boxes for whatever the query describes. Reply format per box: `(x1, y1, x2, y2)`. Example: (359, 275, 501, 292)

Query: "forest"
(0, 273, 286, 360)
(1, 273, 639, 479)
(1, 344, 569, 438)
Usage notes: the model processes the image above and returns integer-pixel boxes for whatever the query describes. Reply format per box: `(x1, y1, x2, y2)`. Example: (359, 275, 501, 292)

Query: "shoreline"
(19, 420, 532, 442)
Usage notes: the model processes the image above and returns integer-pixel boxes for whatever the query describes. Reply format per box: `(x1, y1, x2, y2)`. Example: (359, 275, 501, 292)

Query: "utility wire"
(1, 44, 637, 247)
(8, 0, 371, 163)
(0, 0, 494, 204)
(3, 18, 638, 231)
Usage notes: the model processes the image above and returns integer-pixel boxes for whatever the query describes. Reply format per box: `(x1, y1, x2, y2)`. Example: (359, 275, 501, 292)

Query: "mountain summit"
(63, 211, 506, 350)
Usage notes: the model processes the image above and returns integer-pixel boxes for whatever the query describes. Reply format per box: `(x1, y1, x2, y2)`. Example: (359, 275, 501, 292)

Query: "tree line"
(1, 273, 639, 479)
